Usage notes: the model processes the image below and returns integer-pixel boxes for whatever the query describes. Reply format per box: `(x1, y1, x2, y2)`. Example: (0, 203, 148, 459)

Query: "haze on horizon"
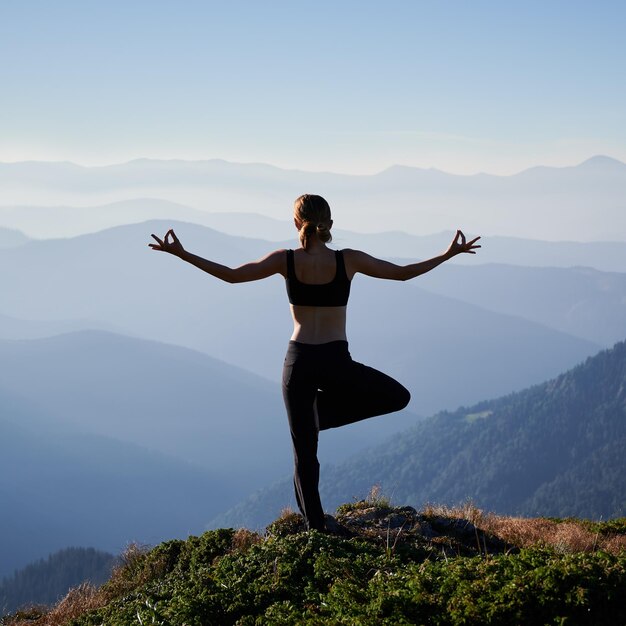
(1, 1, 625, 176)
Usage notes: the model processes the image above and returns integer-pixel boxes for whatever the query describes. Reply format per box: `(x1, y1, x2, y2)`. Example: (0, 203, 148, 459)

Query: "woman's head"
(294, 194, 333, 249)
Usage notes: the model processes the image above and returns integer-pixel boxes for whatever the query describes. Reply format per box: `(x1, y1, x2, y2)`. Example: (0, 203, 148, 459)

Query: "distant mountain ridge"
(1, 154, 623, 181)
(214, 339, 626, 529)
(1, 155, 624, 240)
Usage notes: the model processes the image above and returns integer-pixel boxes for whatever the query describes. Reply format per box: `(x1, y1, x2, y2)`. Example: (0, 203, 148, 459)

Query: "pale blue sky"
(1, 0, 625, 174)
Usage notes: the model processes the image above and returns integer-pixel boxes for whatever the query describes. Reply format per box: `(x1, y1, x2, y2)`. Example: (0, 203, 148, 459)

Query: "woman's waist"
(285, 338, 350, 361)
(288, 338, 348, 348)
(290, 305, 347, 345)
(290, 328, 348, 344)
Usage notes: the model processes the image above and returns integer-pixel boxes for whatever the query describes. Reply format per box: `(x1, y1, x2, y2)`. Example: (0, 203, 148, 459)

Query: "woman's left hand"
(149, 229, 185, 257)
(446, 230, 481, 257)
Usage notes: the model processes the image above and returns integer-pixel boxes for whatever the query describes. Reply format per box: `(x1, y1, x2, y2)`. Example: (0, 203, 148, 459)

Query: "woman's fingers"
(150, 234, 166, 250)
(149, 232, 177, 251)
(449, 231, 481, 254)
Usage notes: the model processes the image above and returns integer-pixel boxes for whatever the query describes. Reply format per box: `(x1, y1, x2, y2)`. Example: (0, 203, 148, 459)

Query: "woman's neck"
(302, 239, 328, 254)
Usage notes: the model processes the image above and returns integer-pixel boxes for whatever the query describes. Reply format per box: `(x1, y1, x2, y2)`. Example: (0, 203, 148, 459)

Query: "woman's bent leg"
(317, 358, 411, 431)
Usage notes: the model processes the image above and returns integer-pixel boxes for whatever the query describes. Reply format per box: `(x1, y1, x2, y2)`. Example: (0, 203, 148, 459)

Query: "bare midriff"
(289, 304, 348, 344)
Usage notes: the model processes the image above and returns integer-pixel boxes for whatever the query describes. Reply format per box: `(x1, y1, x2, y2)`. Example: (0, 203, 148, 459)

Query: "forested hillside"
(0, 548, 115, 617)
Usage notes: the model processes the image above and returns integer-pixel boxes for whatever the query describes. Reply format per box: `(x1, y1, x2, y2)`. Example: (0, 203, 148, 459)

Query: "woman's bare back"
(287, 245, 349, 344)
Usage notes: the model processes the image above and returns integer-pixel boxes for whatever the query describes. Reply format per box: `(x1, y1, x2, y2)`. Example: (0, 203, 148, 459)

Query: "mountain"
(1, 156, 625, 240)
(214, 340, 626, 529)
(0, 548, 115, 616)
(0, 390, 231, 579)
(0, 221, 602, 416)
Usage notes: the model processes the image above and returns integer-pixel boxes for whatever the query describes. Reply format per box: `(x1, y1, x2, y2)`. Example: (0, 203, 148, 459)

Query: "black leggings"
(282, 340, 411, 530)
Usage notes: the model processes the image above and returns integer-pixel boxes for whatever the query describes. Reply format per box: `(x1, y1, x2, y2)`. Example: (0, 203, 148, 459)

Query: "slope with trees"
(0, 548, 115, 617)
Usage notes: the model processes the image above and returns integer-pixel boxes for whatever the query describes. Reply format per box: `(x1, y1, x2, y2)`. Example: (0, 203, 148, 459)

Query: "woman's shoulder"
(338, 249, 369, 279)
(339, 248, 366, 259)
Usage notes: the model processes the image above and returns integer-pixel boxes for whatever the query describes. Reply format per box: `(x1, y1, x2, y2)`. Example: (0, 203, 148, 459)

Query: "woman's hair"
(294, 194, 332, 249)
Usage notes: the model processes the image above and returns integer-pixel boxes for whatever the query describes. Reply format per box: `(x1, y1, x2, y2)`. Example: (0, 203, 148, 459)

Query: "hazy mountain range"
(213, 339, 626, 530)
(0, 221, 606, 416)
(1, 155, 625, 240)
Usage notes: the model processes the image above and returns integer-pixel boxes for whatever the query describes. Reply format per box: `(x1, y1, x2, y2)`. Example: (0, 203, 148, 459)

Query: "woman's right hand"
(445, 230, 481, 257)
(149, 229, 185, 257)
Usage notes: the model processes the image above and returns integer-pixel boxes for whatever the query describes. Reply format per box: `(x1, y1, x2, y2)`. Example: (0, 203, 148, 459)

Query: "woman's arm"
(347, 230, 480, 281)
(149, 229, 286, 283)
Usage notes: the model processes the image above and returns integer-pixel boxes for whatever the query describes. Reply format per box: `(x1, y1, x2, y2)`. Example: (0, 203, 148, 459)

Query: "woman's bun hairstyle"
(294, 194, 332, 249)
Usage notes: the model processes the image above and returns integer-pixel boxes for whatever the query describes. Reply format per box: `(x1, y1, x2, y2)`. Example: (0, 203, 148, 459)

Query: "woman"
(150, 194, 480, 532)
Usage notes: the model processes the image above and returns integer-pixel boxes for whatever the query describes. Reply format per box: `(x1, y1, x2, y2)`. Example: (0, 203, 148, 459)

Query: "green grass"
(4, 505, 625, 626)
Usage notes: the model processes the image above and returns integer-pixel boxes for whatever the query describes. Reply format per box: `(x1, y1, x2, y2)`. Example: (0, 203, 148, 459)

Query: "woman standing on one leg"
(150, 194, 480, 531)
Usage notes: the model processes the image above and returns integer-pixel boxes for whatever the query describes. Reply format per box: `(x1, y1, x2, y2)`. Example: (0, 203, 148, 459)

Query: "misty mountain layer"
(1, 156, 625, 240)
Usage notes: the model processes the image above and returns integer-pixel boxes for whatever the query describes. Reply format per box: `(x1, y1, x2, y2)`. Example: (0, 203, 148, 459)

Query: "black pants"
(282, 340, 411, 530)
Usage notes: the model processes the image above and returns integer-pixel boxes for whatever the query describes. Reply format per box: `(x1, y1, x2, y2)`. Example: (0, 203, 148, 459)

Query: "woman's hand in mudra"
(149, 229, 185, 257)
(446, 230, 481, 257)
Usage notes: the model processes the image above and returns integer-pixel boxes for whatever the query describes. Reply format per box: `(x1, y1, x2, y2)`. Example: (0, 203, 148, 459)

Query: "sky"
(1, 0, 625, 175)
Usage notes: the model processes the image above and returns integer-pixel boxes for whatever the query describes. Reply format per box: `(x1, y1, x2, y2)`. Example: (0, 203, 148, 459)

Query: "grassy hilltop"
(5, 497, 626, 626)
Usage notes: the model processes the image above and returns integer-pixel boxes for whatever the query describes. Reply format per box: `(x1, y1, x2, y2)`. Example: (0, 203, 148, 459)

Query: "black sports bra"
(285, 249, 351, 307)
